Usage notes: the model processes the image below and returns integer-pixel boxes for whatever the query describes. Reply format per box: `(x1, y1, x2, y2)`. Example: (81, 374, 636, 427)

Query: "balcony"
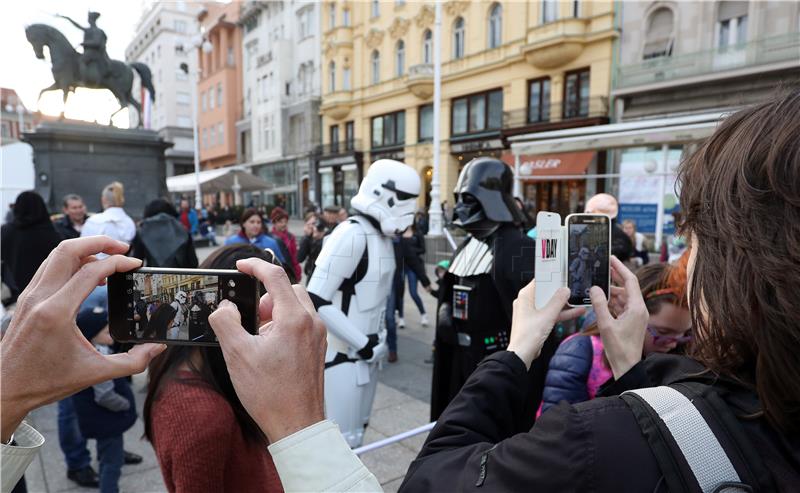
(320, 90, 353, 121)
(316, 139, 362, 157)
(616, 33, 800, 91)
(521, 18, 597, 69)
(503, 97, 609, 129)
(406, 64, 433, 99)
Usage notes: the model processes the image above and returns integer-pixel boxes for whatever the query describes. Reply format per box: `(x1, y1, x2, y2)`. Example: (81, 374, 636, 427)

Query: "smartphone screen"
(108, 268, 259, 346)
(566, 214, 610, 306)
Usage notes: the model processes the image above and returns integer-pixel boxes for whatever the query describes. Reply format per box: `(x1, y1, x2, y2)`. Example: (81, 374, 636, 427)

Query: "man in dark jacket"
(53, 194, 89, 240)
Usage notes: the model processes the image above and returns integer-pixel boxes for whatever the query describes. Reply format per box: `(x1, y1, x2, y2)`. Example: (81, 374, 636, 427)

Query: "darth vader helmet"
(452, 158, 525, 238)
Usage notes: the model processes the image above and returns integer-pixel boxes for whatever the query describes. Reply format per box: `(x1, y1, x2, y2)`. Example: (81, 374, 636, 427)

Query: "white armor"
(169, 290, 187, 339)
(308, 159, 420, 447)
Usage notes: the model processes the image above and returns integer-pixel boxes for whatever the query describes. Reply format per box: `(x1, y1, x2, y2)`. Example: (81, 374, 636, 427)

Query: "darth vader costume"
(431, 158, 559, 430)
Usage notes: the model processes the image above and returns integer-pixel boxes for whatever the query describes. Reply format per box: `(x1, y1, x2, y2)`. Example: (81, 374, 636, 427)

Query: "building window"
(211, 125, 217, 147)
(395, 40, 405, 77)
(563, 68, 590, 119)
(422, 29, 432, 64)
(209, 88, 215, 110)
(201, 91, 207, 112)
(343, 8, 351, 26)
(329, 3, 336, 29)
(371, 50, 380, 84)
(329, 61, 336, 92)
(345, 121, 354, 150)
(343, 67, 351, 90)
(643, 7, 675, 59)
(371, 0, 380, 18)
(717, 1, 748, 49)
(396, 0, 406, 5)
(218, 122, 224, 146)
(216, 83, 223, 107)
(175, 20, 187, 33)
(330, 125, 340, 153)
(177, 116, 192, 127)
(371, 111, 405, 148)
(527, 78, 551, 123)
(176, 68, 188, 81)
(542, 0, 558, 23)
(451, 89, 503, 136)
(573, 0, 580, 17)
(488, 3, 502, 49)
(419, 104, 433, 141)
(453, 17, 465, 59)
(176, 91, 191, 105)
(202, 128, 208, 148)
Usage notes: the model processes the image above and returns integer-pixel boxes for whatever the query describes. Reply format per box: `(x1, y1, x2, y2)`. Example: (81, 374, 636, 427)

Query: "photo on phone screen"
(567, 214, 610, 306)
(108, 268, 258, 346)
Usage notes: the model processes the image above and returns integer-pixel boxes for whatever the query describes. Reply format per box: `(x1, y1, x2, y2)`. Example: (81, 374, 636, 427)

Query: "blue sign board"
(618, 203, 658, 234)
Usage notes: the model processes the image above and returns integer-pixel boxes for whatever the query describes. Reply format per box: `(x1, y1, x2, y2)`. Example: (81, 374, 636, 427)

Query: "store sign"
(618, 204, 658, 234)
(501, 151, 594, 177)
(451, 139, 504, 154)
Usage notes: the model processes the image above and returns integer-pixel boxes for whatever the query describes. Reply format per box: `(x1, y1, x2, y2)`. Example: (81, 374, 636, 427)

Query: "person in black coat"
(53, 194, 89, 240)
(131, 199, 198, 268)
(297, 214, 327, 282)
(1, 191, 62, 304)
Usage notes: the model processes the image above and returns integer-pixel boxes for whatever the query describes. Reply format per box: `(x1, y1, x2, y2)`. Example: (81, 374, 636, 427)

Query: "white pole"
(353, 422, 436, 456)
(513, 152, 521, 197)
(654, 144, 668, 254)
(192, 49, 202, 211)
(426, 0, 444, 236)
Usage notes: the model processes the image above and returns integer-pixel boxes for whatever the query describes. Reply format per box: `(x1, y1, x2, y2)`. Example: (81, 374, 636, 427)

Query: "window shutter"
(718, 1, 748, 21)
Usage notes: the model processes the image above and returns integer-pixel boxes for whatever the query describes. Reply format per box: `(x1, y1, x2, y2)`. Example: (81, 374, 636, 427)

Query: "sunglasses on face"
(647, 325, 693, 346)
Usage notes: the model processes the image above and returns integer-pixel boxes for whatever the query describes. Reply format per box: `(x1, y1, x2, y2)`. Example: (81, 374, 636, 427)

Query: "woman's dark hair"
(146, 304, 176, 339)
(143, 198, 178, 219)
(143, 244, 273, 445)
(678, 90, 800, 433)
(240, 207, 262, 226)
(13, 191, 51, 228)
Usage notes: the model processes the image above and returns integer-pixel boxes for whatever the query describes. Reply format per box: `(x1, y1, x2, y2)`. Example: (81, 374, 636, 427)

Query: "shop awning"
(508, 112, 727, 156)
(501, 151, 594, 178)
(166, 167, 273, 193)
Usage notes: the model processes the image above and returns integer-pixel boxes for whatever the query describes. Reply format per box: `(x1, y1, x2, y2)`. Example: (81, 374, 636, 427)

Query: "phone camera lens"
(228, 279, 236, 288)
(126, 289, 132, 294)
(228, 290, 236, 298)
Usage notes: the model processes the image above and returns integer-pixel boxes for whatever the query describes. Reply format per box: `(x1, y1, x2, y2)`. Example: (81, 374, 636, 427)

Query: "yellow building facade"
(317, 0, 617, 216)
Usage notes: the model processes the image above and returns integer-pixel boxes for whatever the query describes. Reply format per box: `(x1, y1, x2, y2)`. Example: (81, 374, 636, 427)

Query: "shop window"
(528, 78, 551, 123)
(563, 69, 590, 119)
(643, 7, 674, 60)
(451, 89, 503, 136)
(371, 111, 405, 148)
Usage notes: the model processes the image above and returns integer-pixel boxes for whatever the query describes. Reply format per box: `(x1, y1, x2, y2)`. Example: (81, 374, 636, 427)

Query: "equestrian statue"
(25, 12, 155, 126)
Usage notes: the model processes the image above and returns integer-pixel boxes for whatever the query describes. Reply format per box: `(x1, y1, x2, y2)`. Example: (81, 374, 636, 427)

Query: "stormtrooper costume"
(431, 158, 557, 432)
(169, 290, 187, 340)
(308, 159, 420, 448)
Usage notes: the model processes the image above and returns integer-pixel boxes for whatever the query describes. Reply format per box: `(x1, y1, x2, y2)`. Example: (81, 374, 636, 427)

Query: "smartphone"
(565, 213, 610, 307)
(534, 211, 565, 309)
(108, 267, 259, 346)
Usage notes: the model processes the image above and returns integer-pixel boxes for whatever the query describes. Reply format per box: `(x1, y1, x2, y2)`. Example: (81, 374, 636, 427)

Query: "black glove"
(357, 333, 380, 360)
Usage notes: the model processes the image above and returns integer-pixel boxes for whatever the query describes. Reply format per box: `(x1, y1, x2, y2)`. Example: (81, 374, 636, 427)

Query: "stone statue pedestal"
(23, 121, 172, 218)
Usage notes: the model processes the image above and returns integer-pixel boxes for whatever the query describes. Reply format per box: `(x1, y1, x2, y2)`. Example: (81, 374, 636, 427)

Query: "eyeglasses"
(647, 325, 692, 346)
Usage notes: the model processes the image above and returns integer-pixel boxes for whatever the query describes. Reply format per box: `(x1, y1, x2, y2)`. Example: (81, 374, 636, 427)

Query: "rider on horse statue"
(58, 11, 112, 86)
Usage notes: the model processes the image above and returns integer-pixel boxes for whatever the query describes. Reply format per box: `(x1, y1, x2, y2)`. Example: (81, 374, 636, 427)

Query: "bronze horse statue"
(25, 23, 155, 126)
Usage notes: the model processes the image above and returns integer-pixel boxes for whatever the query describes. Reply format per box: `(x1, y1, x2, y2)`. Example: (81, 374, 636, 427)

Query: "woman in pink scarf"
(270, 207, 301, 281)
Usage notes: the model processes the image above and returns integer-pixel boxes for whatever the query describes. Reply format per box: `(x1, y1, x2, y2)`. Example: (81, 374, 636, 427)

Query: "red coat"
(272, 227, 301, 281)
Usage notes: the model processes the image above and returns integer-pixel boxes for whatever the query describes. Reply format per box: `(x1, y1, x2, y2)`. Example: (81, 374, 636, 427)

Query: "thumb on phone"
(209, 300, 250, 352)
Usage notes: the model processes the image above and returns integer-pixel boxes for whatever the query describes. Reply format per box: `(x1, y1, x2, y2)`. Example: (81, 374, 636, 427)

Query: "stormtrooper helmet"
(351, 159, 421, 235)
(175, 291, 187, 304)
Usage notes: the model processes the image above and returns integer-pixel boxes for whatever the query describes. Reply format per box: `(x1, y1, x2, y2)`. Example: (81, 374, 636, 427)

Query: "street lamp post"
(182, 35, 213, 211)
(427, 1, 444, 236)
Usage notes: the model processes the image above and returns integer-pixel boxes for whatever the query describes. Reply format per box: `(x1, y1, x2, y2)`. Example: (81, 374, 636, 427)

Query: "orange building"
(197, 2, 243, 170)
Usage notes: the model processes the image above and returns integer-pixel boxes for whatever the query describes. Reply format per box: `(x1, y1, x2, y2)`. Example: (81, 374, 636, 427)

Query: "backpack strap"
(622, 386, 752, 493)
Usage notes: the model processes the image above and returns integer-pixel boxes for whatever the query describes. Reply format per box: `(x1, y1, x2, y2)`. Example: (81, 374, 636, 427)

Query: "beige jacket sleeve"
(1, 422, 45, 493)
(268, 420, 383, 493)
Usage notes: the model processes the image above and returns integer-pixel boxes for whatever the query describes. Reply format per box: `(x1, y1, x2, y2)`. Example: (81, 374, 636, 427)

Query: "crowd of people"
(2, 91, 800, 492)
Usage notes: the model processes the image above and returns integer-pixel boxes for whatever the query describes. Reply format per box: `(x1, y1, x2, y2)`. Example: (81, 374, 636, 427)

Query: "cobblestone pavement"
(22, 219, 443, 492)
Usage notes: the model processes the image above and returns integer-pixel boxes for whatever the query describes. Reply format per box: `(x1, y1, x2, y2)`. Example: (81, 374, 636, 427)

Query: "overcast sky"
(0, 0, 158, 126)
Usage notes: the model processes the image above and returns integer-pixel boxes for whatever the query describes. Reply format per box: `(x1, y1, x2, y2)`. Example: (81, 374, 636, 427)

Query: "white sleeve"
(1, 422, 44, 493)
(80, 216, 104, 238)
(308, 222, 370, 350)
(268, 420, 383, 493)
